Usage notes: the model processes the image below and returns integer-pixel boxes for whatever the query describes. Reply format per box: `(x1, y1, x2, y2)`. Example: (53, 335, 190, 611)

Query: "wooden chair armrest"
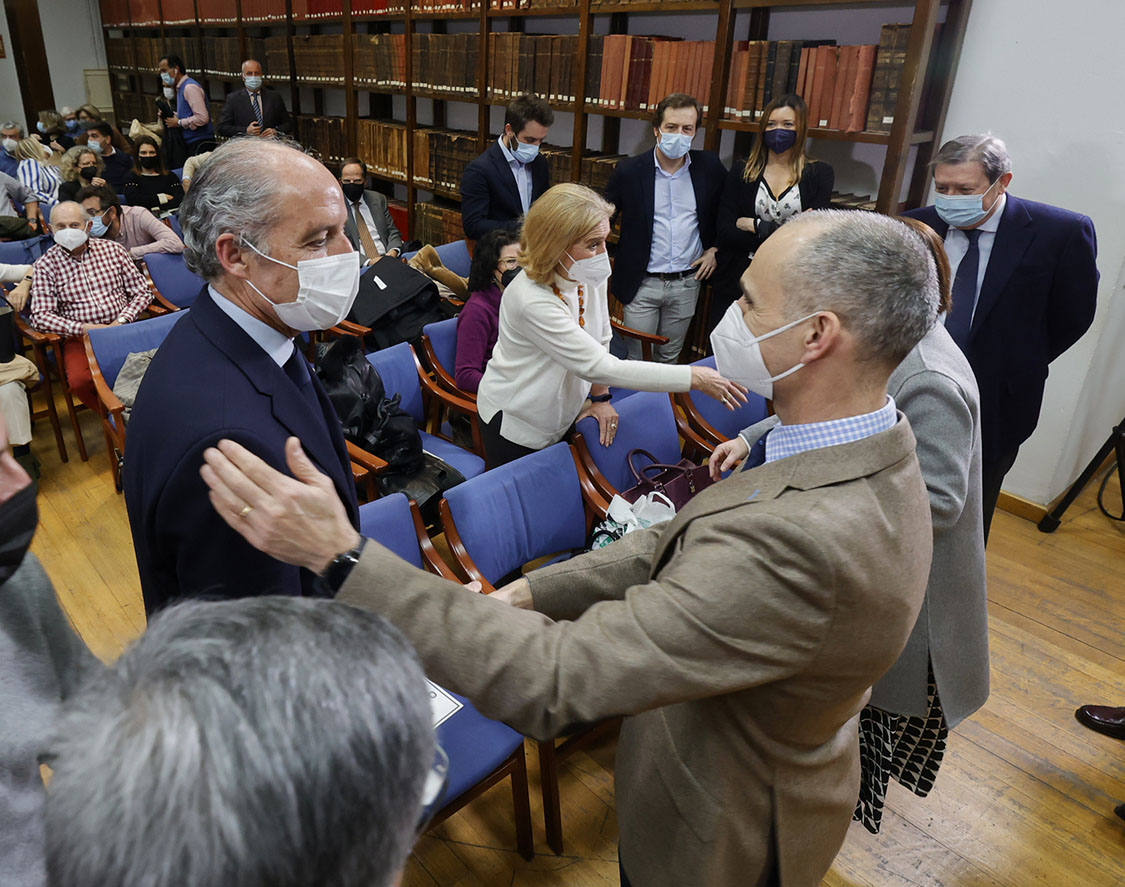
(568, 443, 612, 524)
(568, 430, 619, 504)
(332, 319, 371, 338)
(83, 334, 125, 420)
(149, 291, 180, 313)
(407, 498, 459, 580)
(672, 391, 726, 449)
(14, 314, 59, 346)
(610, 319, 670, 347)
(346, 440, 389, 474)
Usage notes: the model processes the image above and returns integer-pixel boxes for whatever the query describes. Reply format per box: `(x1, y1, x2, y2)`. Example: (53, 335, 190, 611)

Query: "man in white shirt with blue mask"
(460, 93, 553, 241)
(606, 93, 727, 363)
(122, 137, 363, 616)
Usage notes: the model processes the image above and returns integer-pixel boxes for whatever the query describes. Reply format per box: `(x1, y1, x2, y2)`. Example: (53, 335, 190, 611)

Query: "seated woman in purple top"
(455, 227, 521, 393)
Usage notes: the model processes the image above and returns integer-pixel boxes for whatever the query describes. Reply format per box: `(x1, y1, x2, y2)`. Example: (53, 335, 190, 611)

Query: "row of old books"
(414, 34, 481, 98)
(866, 24, 912, 133)
(413, 203, 462, 247)
(353, 35, 408, 90)
(295, 115, 349, 163)
(266, 35, 347, 85)
(487, 33, 579, 106)
(356, 119, 411, 181)
(203, 38, 271, 79)
(803, 44, 877, 133)
(585, 36, 716, 114)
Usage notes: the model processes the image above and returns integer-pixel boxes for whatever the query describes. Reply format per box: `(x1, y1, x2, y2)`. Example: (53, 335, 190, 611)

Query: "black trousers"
(981, 447, 1020, 543)
(480, 409, 538, 468)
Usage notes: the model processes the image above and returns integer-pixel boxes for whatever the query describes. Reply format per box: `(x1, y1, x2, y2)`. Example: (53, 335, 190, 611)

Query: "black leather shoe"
(1075, 705, 1125, 739)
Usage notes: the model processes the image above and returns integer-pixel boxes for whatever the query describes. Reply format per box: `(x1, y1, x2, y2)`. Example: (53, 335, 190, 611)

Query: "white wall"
(939, 0, 1125, 504)
(0, 0, 107, 130)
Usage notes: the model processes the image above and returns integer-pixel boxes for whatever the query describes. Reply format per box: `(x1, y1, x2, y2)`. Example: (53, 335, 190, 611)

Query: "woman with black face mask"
(56, 145, 106, 203)
(122, 135, 184, 215)
(712, 93, 834, 328)
(454, 227, 521, 395)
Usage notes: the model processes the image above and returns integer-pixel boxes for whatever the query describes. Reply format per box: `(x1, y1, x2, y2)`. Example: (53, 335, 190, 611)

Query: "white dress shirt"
(648, 150, 703, 273)
(497, 135, 533, 213)
(210, 284, 294, 367)
(942, 192, 1006, 326)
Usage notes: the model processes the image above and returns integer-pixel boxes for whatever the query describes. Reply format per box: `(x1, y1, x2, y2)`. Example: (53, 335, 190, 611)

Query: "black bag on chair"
(349, 256, 449, 350)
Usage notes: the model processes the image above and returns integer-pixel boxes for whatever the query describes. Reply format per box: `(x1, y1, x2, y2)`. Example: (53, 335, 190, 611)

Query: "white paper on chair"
(428, 679, 463, 728)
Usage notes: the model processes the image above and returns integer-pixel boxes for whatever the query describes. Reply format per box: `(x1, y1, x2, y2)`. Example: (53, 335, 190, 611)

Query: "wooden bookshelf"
(99, 0, 971, 231)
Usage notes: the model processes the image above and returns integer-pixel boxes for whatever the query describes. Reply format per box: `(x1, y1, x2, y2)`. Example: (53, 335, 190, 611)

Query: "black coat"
(904, 195, 1098, 464)
(460, 141, 549, 241)
(217, 87, 293, 138)
(605, 149, 727, 306)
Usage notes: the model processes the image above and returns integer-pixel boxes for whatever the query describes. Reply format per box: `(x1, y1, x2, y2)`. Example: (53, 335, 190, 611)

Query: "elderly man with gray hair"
(43, 596, 434, 887)
(122, 137, 362, 616)
(200, 209, 939, 887)
(903, 133, 1098, 539)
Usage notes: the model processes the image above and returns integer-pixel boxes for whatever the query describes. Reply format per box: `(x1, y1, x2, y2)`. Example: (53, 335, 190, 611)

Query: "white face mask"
(162, 86, 176, 100)
(54, 227, 89, 252)
(241, 238, 361, 331)
(709, 301, 819, 399)
(1, 138, 17, 155)
(563, 249, 611, 289)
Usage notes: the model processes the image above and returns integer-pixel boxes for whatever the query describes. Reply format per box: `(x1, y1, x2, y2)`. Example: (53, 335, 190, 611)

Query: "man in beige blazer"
(200, 210, 939, 887)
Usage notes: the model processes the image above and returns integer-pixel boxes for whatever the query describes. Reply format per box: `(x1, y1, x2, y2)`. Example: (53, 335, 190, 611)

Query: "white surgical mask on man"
(54, 228, 89, 252)
(709, 301, 819, 399)
(563, 250, 611, 289)
(241, 237, 361, 331)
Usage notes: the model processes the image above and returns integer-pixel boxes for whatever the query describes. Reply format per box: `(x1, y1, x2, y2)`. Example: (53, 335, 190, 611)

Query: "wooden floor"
(32, 407, 1125, 886)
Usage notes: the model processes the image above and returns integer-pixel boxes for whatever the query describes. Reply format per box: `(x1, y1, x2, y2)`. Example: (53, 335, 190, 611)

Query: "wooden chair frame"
(417, 329, 476, 404)
(17, 315, 88, 462)
(436, 444, 615, 855)
(408, 344, 487, 460)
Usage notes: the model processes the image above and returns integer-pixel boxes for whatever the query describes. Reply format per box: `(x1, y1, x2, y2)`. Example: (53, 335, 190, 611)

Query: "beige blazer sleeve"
(338, 508, 835, 740)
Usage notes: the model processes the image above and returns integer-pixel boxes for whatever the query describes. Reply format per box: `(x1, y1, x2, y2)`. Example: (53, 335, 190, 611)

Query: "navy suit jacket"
(605, 149, 727, 305)
(905, 194, 1098, 463)
(460, 141, 549, 241)
(122, 289, 359, 615)
(216, 87, 292, 138)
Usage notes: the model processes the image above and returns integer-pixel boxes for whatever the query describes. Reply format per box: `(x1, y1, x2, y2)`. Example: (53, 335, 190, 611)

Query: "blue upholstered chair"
(366, 341, 486, 475)
(673, 355, 770, 447)
(86, 310, 187, 489)
(0, 234, 52, 265)
(433, 239, 472, 278)
(418, 316, 467, 398)
(168, 213, 183, 239)
(357, 493, 534, 860)
(438, 442, 614, 854)
(171, 167, 184, 181)
(142, 252, 205, 310)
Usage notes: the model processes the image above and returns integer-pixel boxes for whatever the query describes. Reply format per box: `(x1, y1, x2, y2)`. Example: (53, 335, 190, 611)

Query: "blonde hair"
(14, 137, 51, 164)
(520, 183, 614, 284)
(59, 145, 103, 183)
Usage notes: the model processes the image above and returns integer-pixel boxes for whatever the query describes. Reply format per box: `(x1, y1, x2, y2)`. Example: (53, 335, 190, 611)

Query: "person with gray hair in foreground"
(200, 209, 939, 887)
(43, 596, 434, 887)
(122, 137, 362, 616)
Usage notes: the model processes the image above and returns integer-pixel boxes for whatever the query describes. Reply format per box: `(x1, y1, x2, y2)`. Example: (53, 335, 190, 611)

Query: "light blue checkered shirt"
(764, 396, 897, 464)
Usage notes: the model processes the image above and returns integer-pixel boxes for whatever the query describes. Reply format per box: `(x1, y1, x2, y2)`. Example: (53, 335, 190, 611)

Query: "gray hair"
(0, 121, 23, 135)
(45, 596, 434, 887)
(779, 210, 940, 366)
(179, 137, 307, 280)
(49, 201, 84, 225)
(931, 133, 1012, 183)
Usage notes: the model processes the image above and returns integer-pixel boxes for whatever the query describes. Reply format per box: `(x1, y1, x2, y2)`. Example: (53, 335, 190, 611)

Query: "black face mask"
(139, 155, 160, 170)
(78, 166, 96, 181)
(500, 268, 520, 288)
(341, 182, 365, 203)
(0, 481, 38, 585)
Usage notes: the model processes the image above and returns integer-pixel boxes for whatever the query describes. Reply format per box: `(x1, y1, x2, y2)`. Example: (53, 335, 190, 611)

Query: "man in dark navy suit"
(906, 134, 1098, 538)
(123, 138, 360, 614)
(216, 58, 292, 139)
(606, 93, 726, 363)
(460, 93, 552, 241)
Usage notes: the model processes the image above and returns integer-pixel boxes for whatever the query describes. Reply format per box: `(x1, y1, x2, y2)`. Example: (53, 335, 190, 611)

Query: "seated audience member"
(217, 58, 292, 139)
(28, 201, 153, 409)
(455, 227, 520, 393)
(122, 138, 361, 615)
(0, 170, 42, 240)
(122, 135, 184, 214)
(0, 122, 22, 178)
(60, 106, 81, 135)
(714, 93, 834, 327)
(44, 596, 433, 887)
(57, 145, 106, 204)
(14, 138, 61, 215)
(35, 109, 73, 153)
(180, 149, 213, 191)
(475, 183, 743, 466)
(461, 93, 553, 241)
(78, 184, 184, 260)
(74, 106, 134, 155)
(606, 92, 726, 363)
(201, 208, 941, 887)
(159, 53, 215, 157)
(81, 121, 133, 191)
(0, 409, 101, 886)
(339, 157, 402, 264)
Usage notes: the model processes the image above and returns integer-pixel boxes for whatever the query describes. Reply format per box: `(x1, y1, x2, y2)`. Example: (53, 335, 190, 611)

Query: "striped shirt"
(29, 238, 152, 337)
(763, 395, 898, 464)
(17, 159, 60, 208)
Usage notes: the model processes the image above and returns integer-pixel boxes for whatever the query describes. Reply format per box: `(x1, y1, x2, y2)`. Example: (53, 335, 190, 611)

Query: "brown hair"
(519, 183, 614, 285)
(742, 93, 809, 186)
(132, 135, 168, 175)
(652, 93, 701, 128)
(898, 216, 953, 315)
(504, 93, 554, 135)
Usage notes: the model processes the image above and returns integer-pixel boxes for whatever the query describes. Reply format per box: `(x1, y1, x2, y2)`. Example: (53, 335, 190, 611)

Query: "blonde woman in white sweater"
(477, 183, 745, 467)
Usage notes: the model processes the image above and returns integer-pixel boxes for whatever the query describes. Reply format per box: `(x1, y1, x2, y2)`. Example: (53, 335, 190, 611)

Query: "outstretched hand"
(200, 436, 360, 574)
(690, 366, 749, 411)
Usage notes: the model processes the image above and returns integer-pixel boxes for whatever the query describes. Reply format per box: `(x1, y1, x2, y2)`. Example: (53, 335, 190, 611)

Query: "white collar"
(209, 284, 295, 367)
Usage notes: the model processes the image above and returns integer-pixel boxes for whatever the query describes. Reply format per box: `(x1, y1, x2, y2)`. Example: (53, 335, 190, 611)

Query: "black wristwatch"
(318, 537, 367, 594)
(589, 392, 613, 403)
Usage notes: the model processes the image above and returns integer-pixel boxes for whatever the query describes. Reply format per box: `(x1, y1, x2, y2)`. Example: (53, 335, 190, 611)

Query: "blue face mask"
(657, 131, 692, 160)
(934, 178, 1002, 229)
(160, 71, 176, 86)
(244, 75, 263, 91)
(89, 211, 110, 238)
(763, 128, 798, 154)
(87, 139, 103, 155)
(65, 119, 80, 133)
(36, 121, 47, 134)
(509, 137, 539, 165)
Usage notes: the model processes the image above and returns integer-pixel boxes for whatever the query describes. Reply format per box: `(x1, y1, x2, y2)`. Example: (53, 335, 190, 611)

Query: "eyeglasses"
(497, 257, 520, 270)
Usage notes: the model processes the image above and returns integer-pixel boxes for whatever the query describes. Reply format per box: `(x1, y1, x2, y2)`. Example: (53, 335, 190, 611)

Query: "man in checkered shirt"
(29, 201, 152, 410)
